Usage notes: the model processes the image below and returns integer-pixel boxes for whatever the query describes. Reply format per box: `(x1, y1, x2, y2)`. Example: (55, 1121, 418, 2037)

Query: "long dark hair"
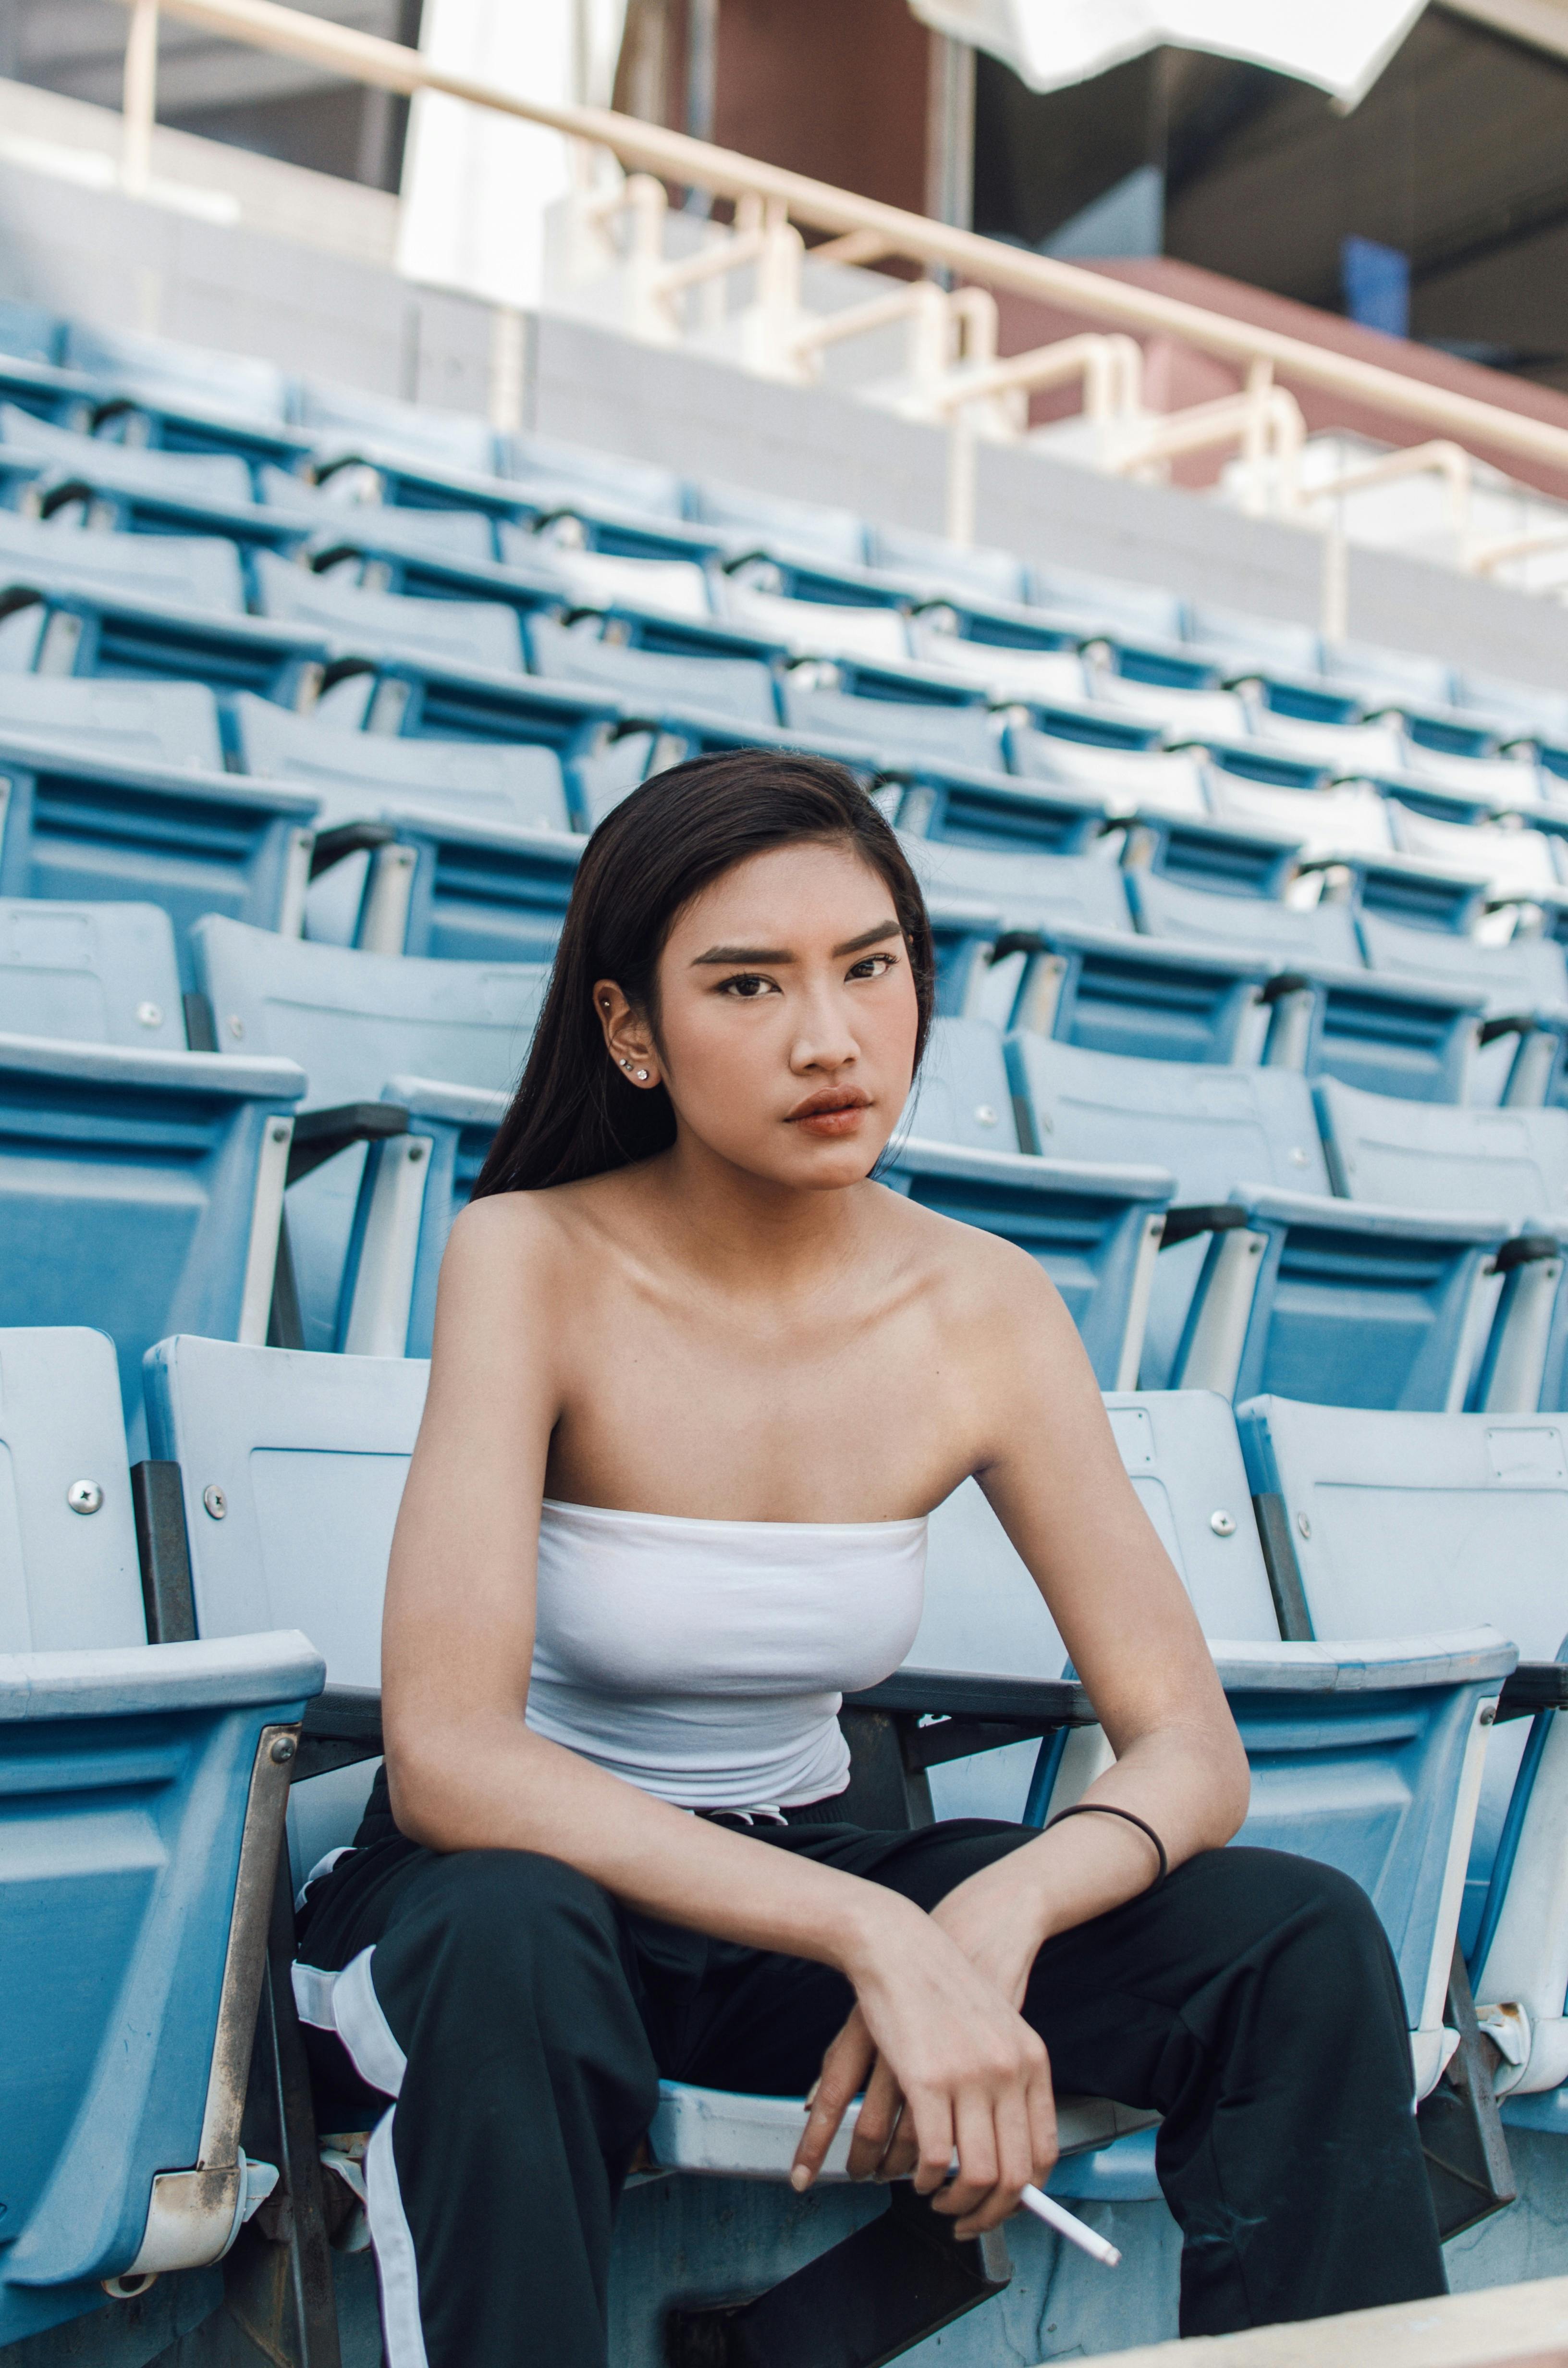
(473, 749, 934, 1197)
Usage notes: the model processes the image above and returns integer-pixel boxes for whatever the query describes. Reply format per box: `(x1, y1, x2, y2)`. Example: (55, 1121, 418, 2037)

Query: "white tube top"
(526, 1498, 929, 1813)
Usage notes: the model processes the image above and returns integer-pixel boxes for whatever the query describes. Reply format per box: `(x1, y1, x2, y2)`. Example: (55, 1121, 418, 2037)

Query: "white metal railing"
(106, 0, 1568, 611)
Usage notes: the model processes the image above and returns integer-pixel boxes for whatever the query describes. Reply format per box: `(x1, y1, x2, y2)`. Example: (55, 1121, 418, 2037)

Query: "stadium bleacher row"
(6, 308, 1568, 2354)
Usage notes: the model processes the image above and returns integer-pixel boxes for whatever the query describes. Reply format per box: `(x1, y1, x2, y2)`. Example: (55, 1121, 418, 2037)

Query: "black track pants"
(294, 1821, 1444, 2367)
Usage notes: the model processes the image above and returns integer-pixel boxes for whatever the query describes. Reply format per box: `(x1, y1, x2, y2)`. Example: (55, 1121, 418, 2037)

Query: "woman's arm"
(381, 1198, 1054, 2231)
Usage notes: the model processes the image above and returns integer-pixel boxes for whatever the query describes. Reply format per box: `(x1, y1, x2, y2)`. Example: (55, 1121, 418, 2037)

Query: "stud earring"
(635, 1068, 649, 1081)
(619, 1058, 632, 1071)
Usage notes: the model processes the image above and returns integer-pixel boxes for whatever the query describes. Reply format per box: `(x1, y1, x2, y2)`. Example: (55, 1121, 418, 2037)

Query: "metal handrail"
(110, 0, 1568, 488)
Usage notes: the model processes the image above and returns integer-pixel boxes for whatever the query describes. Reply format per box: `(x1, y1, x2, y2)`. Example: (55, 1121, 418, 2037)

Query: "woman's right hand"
(790, 1899, 1058, 2238)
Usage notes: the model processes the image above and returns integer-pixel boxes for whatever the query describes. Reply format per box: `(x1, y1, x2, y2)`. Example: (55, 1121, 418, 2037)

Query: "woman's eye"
(847, 953, 897, 980)
(717, 973, 778, 999)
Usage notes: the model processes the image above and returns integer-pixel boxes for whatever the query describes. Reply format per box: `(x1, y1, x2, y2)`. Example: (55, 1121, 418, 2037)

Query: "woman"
(297, 751, 1444, 2368)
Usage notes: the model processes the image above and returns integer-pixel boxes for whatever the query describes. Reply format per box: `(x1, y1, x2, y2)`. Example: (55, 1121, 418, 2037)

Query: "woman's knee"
(1185, 1847, 1407, 2041)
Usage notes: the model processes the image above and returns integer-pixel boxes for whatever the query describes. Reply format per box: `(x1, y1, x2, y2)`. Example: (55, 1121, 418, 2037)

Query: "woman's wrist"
(831, 1882, 929, 1983)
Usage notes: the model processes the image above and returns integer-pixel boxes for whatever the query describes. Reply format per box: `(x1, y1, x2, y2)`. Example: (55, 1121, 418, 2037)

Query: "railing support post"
(122, 0, 159, 196)
(1321, 516, 1349, 643)
(945, 405, 977, 547)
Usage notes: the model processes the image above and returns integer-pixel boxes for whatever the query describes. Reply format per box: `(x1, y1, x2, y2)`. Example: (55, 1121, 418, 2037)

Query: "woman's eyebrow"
(690, 919, 901, 968)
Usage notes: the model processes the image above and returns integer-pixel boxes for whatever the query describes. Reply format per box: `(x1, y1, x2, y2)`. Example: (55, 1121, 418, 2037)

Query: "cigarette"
(1019, 2183, 1121, 2267)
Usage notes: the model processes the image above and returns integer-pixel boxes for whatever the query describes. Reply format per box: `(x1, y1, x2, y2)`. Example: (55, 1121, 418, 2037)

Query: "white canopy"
(906, 0, 1429, 106)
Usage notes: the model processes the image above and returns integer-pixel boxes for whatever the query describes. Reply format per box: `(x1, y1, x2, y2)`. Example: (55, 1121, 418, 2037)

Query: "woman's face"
(600, 838, 921, 1192)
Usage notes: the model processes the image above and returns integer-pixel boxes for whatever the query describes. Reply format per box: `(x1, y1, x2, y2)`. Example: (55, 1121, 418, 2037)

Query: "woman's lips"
(787, 1089, 871, 1138)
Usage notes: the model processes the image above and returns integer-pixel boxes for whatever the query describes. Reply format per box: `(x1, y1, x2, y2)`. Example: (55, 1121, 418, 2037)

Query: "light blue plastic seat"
(0, 898, 184, 1047)
(251, 548, 524, 674)
(902, 1016, 1017, 1150)
(1358, 907, 1568, 1107)
(864, 526, 1027, 606)
(0, 1032, 303, 1421)
(62, 323, 292, 425)
(925, 892, 1005, 1016)
(686, 479, 869, 567)
(525, 611, 781, 728)
(909, 1387, 1513, 2204)
(192, 915, 548, 1353)
(889, 767, 1107, 859)
(1322, 639, 1459, 718)
(1457, 670, 1568, 748)
(0, 675, 223, 769)
(255, 466, 498, 562)
(1010, 1034, 1330, 1390)
(1237, 1394, 1568, 2102)
(1126, 868, 1489, 1104)
(1184, 601, 1323, 681)
(781, 664, 1002, 773)
(0, 402, 256, 506)
(331, 660, 623, 821)
(0, 1325, 145, 1649)
(1028, 565, 1185, 644)
(507, 433, 689, 522)
(1004, 922, 1273, 1064)
(0, 508, 246, 612)
(0, 303, 64, 368)
(0, 1621, 323, 2344)
(0, 739, 318, 987)
(900, 832, 1131, 937)
(233, 690, 571, 835)
(499, 518, 716, 619)
(347, 807, 581, 963)
(298, 383, 500, 475)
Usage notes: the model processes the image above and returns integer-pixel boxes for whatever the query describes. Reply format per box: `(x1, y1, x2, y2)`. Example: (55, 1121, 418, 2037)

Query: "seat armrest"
(296, 1684, 384, 1779)
(1492, 1233, 1567, 1273)
(848, 1670, 1092, 1724)
(1496, 1662, 1568, 1721)
(1479, 1013, 1538, 1047)
(1159, 1204, 1250, 1250)
(308, 820, 399, 879)
(287, 1102, 410, 1185)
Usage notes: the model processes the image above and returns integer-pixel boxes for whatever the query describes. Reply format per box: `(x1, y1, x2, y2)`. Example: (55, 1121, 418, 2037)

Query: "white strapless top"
(525, 1498, 929, 1813)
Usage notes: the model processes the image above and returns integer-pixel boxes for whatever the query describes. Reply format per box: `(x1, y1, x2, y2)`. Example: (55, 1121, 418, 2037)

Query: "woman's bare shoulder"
(443, 1169, 649, 1287)
(874, 1184, 1076, 1340)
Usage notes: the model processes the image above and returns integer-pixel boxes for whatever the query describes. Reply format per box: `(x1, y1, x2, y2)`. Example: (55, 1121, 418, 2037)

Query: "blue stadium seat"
(345, 808, 582, 963)
(0, 674, 223, 769)
(498, 518, 715, 619)
(1009, 1031, 1513, 1406)
(0, 1032, 304, 1422)
(925, 892, 1005, 1016)
(61, 322, 292, 427)
(1004, 924, 1273, 1063)
(1458, 670, 1568, 749)
(1357, 907, 1568, 1107)
(686, 478, 869, 567)
(903, 1015, 1018, 1149)
(0, 508, 246, 612)
(1126, 868, 1489, 1103)
(0, 402, 257, 512)
(232, 691, 572, 834)
(1028, 564, 1186, 645)
(1183, 601, 1323, 681)
(0, 1621, 322, 2343)
(892, 767, 1107, 858)
(525, 610, 782, 728)
(251, 548, 526, 674)
(191, 916, 547, 1352)
(717, 570, 912, 663)
(0, 302, 65, 368)
(0, 740, 319, 986)
(337, 1076, 509, 1357)
(0, 1325, 144, 1648)
(0, 898, 185, 1047)
(256, 464, 500, 563)
(780, 659, 1002, 771)
(507, 432, 690, 522)
(900, 833, 1130, 936)
(328, 660, 623, 816)
(907, 1386, 1514, 2138)
(1237, 1394, 1568, 2100)
(297, 382, 501, 476)
(864, 526, 1029, 607)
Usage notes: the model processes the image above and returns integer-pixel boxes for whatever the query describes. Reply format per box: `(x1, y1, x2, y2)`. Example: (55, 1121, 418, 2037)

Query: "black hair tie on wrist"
(1043, 1802, 1168, 1886)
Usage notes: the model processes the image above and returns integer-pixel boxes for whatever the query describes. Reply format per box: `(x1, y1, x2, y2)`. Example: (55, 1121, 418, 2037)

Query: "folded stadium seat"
(0, 301, 65, 367)
(714, 567, 914, 664)
(191, 915, 548, 1352)
(256, 463, 500, 563)
(1237, 1393, 1568, 2108)
(685, 477, 870, 567)
(1009, 1031, 1512, 1408)
(1076, 651, 1252, 745)
(58, 322, 312, 469)
(1357, 907, 1568, 1107)
(297, 381, 500, 476)
(1386, 800, 1566, 912)
(0, 740, 318, 987)
(864, 523, 1029, 606)
(1241, 706, 1413, 777)
(906, 613, 1091, 706)
(251, 546, 525, 674)
(925, 892, 1006, 1016)
(0, 401, 256, 508)
(899, 831, 1131, 941)
(1456, 668, 1568, 751)
(525, 609, 782, 728)
(1317, 640, 1499, 761)
(1182, 599, 1324, 683)
(0, 897, 185, 1046)
(1027, 563, 1186, 646)
(892, 763, 1107, 860)
(1004, 922, 1277, 1065)
(1125, 868, 1489, 1105)
(0, 506, 245, 612)
(1314, 1078, 1568, 1414)
(1389, 738, 1548, 809)
(233, 688, 572, 832)
(339, 806, 582, 963)
(0, 1031, 304, 1424)
(0, 673, 222, 767)
(905, 1385, 1510, 2138)
(315, 658, 623, 814)
(507, 431, 690, 522)
(1206, 754, 1401, 864)
(780, 658, 1003, 772)
(498, 517, 715, 620)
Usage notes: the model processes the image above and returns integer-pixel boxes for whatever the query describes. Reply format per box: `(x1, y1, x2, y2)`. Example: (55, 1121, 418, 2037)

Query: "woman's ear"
(593, 980, 661, 1088)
